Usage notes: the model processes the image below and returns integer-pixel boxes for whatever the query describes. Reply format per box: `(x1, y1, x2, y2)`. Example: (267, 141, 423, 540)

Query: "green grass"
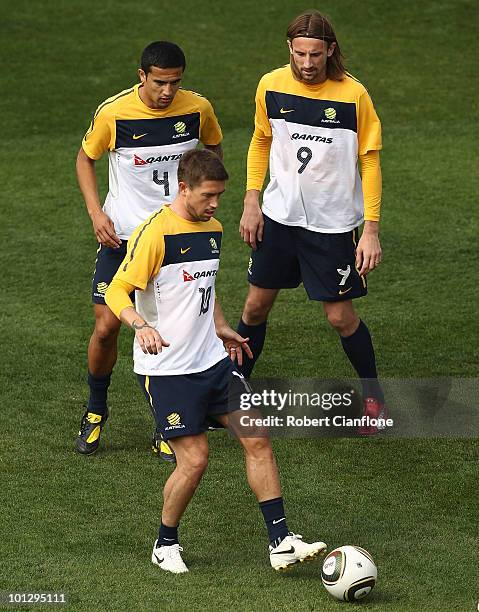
(1, 0, 478, 610)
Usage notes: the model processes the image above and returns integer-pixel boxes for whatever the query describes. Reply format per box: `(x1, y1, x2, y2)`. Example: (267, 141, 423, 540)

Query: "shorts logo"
(337, 265, 351, 286)
(96, 282, 109, 294)
(166, 412, 181, 426)
(210, 237, 219, 253)
(248, 257, 253, 276)
(165, 412, 186, 431)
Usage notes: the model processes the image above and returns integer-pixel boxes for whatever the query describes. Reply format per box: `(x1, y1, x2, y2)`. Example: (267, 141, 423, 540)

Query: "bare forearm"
(76, 148, 102, 218)
(213, 299, 229, 334)
(362, 220, 379, 236)
(119, 306, 147, 329)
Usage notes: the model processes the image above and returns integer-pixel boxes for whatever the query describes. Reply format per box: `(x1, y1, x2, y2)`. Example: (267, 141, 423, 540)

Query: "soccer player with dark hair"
(104, 149, 327, 573)
(76, 41, 223, 456)
(238, 11, 386, 434)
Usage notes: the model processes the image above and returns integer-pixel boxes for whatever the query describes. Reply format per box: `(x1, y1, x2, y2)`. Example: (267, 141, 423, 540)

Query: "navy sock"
(236, 319, 267, 377)
(340, 320, 384, 402)
(259, 497, 289, 547)
(157, 522, 179, 546)
(87, 371, 111, 417)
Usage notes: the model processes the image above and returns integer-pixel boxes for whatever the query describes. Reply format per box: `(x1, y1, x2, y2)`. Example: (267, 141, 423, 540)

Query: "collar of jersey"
(134, 83, 180, 114)
(163, 204, 214, 227)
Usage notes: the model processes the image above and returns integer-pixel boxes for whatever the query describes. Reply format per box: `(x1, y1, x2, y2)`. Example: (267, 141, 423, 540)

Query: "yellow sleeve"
(357, 90, 382, 156)
(246, 129, 272, 191)
(105, 278, 136, 320)
(82, 105, 115, 160)
(114, 213, 165, 288)
(359, 150, 382, 222)
(246, 77, 272, 190)
(199, 97, 223, 146)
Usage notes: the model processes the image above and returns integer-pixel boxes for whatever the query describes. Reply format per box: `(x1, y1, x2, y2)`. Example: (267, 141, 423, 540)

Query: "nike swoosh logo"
(339, 287, 352, 295)
(132, 133, 148, 140)
(180, 247, 191, 254)
(271, 546, 295, 555)
(153, 552, 164, 564)
(272, 517, 286, 525)
(280, 108, 294, 114)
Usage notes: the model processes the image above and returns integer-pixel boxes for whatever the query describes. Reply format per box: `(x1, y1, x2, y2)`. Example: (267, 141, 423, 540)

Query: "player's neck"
(168, 200, 197, 223)
(138, 84, 163, 110)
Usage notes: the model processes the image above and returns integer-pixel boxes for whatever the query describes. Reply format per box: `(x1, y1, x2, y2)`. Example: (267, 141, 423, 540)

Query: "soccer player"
(76, 41, 223, 455)
(105, 149, 327, 573)
(237, 11, 386, 434)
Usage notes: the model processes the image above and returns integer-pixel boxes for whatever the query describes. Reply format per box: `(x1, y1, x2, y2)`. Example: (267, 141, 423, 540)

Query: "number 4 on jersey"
(153, 170, 170, 196)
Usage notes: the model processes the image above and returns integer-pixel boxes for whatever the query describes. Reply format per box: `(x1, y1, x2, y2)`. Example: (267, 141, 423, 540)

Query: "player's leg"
(237, 215, 301, 377)
(138, 371, 212, 573)
(323, 299, 386, 434)
(150, 433, 209, 574)
(216, 411, 327, 570)
(76, 244, 126, 455)
(295, 227, 385, 434)
(238, 285, 279, 376)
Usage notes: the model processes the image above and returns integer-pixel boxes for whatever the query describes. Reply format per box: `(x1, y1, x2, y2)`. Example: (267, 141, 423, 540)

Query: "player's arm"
(76, 148, 121, 248)
(213, 299, 252, 366)
(356, 90, 383, 276)
(104, 221, 169, 354)
(78, 104, 121, 248)
(240, 78, 272, 250)
(204, 142, 223, 160)
(356, 150, 382, 276)
(108, 288, 169, 355)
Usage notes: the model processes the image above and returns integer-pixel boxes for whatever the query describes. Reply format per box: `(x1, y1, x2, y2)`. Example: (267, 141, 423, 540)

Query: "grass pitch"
(1, 1, 478, 610)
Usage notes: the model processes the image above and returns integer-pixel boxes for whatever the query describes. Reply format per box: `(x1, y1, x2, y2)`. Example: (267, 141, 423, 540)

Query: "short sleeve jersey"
(113, 205, 227, 376)
(82, 84, 222, 239)
(254, 66, 381, 233)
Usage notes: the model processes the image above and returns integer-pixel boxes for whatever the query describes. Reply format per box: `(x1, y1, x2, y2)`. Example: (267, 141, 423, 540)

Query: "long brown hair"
(287, 11, 346, 81)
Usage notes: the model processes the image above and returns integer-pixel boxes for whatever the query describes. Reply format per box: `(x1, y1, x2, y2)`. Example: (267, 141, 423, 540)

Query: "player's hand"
(91, 210, 122, 248)
(217, 327, 253, 366)
(240, 191, 264, 250)
(356, 231, 382, 276)
(133, 323, 170, 355)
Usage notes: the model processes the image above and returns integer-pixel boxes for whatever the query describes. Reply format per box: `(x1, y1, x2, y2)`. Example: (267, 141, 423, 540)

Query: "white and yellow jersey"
(82, 84, 222, 239)
(253, 66, 381, 233)
(111, 205, 227, 376)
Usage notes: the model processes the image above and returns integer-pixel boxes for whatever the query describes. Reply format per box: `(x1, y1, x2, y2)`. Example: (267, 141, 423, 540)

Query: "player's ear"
(138, 68, 147, 84)
(327, 42, 336, 57)
(287, 40, 293, 54)
(178, 181, 189, 196)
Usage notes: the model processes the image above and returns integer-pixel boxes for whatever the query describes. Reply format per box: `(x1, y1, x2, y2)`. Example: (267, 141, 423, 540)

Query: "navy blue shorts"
(92, 242, 134, 305)
(137, 357, 250, 440)
(247, 214, 367, 302)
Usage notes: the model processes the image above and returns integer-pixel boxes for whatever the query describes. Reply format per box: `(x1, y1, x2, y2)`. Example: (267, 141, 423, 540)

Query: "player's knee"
(243, 297, 271, 325)
(325, 308, 357, 335)
(93, 319, 120, 345)
(243, 436, 273, 460)
(180, 449, 209, 478)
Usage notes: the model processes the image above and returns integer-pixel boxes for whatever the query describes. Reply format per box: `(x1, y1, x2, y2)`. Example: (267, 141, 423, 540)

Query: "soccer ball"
(321, 545, 377, 602)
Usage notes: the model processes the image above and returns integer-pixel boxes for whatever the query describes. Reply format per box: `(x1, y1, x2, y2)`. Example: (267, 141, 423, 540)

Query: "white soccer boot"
(269, 533, 327, 571)
(151, 540, 188, 574)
